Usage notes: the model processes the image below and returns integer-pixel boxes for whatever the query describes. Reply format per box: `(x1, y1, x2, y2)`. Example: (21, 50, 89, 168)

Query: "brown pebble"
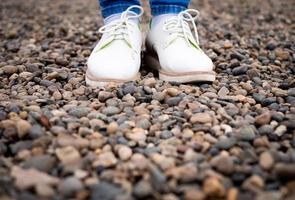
(203, 177, 226, 198)
(16, 120, 32, 138)
(255, 112, 271, 125)
(190, 113, 212, 124)
(259, 151, 274, 170)
(107, 121, 118, 134)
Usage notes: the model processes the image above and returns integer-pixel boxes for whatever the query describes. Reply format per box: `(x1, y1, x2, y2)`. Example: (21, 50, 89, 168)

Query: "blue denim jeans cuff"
(101, 3, 140, 18)
(151, 5, 187, 16)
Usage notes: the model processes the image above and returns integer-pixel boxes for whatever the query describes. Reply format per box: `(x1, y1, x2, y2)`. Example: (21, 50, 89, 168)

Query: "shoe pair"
(86, 5, 215, 87)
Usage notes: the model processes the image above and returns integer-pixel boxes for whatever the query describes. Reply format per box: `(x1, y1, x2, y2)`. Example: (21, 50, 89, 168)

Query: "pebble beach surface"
(0, 0, 295, 199)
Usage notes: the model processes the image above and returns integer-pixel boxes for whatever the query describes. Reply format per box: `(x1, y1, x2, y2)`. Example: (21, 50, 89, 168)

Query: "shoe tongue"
(151, 14, 178, 28)
(104, 12, 139, 25)
(104, 14, 121, 24)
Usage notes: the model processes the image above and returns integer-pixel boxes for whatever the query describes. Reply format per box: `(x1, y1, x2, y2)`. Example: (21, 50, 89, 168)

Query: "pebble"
(58, 177, 83, 197)
(3, 65, 18, 74)
(133, 180, 153, 198)
(203, 177, 226, 198)
(136, 118, 151, 129)
(274, 125, 287, 136)
(35, 184, 55, 197)
(123, 84, 137, 95)
(98, 91, 113, 102)
(218, 86, 230, 97)
(288, 88, 295, 96)
(125, 128, 147, 142)
(152, 92, 165, 101)
(69, 107, 91, 118)
(28, 125, 45, 139)
(255, 112, 271, 125)
(166, 88, 180, 97)
(272, 87, 287, 97)
(258, 125, 274, 135)
(118, 145, 132, 161)
(259, 151, 274, 170)
(93, 152, 117, 167)
(239, 125, 256, 141)
(90, 182, 125, 200)
(216, 137, 236, 150)
(16, 120, 32, 138)
(190, 113, 212, 124)
(11, 166, 59, 190)
(266, 42, 277, 50)
(23, 155, 56, 173)
(149, 164, 167, 192)
(227, 188, 239, 200)
(56, 146, 81, 166)
(184, 189, 205, 200)
(166, 97, 182, 106)
(242, 175, 265, 191)
(102, 106, 121, 116)
(144, 78, 157, 87)
(160, 130, 173, 139)
(166, 163, 198, 182)
(232, 65, 248, 75)
(275, 49, 289, 60)
(212, 155, 234, 174)
(107, 122, 118, 134)
(274, 163, 295, 179)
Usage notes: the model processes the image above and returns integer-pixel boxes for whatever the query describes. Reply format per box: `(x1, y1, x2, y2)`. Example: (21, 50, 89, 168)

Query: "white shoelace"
(163, 9, 200, 48)
(97, 5, 144, 52)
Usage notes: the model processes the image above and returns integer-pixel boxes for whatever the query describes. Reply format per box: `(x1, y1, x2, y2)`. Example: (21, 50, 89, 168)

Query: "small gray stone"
(23, 155, 56, 173)
(152, 92, 165, 102)
(28, 125, 45, 139)
(123, 84, 137, 95)
(102, 106, 121, 116)
(40, 80, 54, 87)
(58, 177, 83, 197)
(288, 88, 295, 96)
(239, 125, 256, 141)
(232, 65, 248, 75)
(0, 110, 7, 120)
(258, 125, 274, 135)
(69, 107, 91, 118)
(149, 164, 167, 192)
(160, 130, 173, 139)
(133, 180, 153, 198)
(216, 137, 236, 150)
(90, 182, 125, 200)
(166, 97, 182, 106)
(136, 118, 151, 129)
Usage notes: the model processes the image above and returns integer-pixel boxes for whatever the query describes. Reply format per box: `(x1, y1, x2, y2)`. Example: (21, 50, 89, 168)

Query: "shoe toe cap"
(87, 49, 139, 80)
(163, 50, 214, 73)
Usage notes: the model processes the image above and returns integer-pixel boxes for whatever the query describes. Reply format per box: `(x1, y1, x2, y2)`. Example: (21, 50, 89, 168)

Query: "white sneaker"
(146, 9, 216, 83)
(86, 5, 144, 87)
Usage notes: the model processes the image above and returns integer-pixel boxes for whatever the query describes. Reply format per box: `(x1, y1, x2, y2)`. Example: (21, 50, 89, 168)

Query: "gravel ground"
(0, 0, 295, 199)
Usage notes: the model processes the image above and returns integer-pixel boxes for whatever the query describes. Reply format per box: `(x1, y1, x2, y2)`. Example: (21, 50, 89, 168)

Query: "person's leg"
(149, 0, 190, 16)
(146, 0, 216, 83)
(99, 0, 141, 19)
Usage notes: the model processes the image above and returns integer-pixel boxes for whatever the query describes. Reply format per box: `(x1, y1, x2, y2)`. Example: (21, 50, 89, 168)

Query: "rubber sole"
(145, 53, 216, 83)
(85, 70, 140, 88)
